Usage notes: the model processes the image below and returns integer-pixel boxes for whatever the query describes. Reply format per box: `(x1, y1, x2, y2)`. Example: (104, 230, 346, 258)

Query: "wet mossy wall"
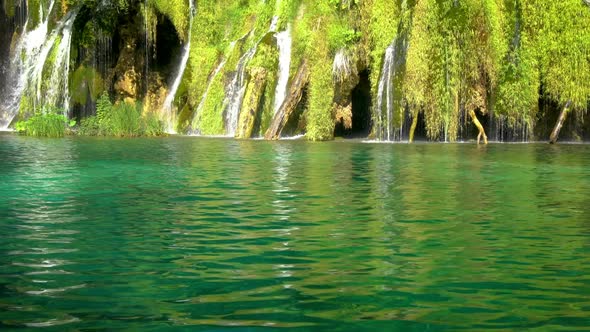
(2, 0, 590, 141)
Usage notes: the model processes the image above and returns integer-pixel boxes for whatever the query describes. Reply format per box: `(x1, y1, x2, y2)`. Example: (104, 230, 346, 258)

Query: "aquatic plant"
(15, 106, 74, 137)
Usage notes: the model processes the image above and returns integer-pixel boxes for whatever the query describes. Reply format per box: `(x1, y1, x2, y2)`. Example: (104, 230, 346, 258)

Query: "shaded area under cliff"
(334, 70, 372, 138)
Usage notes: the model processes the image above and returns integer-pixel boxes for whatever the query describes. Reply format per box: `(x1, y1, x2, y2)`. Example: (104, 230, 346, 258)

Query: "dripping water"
(375, 38, 409, 141)
(162, 0, 196, 134)
(45, 11, 78, 113)
(223, 18, 279, 136)
(223, 46, 257, 136)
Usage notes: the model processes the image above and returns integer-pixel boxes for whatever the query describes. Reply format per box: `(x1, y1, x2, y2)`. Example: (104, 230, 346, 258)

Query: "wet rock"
(236, 67, 267, 139)
(265, 60, 310, 140)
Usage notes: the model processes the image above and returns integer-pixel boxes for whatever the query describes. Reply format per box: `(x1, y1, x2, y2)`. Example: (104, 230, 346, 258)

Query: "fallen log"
(265, 60, 310, 140)
(549, 101, 572, 144)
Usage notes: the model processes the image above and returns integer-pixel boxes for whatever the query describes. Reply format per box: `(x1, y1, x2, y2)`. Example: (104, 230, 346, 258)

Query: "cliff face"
(1, 0, 590, 141)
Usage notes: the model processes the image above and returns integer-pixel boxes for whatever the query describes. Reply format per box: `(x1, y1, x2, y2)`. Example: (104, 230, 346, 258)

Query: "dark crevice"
(335, 69, 372, 138)
(281, 85, 308, 137)
(154, 14, 181, 72)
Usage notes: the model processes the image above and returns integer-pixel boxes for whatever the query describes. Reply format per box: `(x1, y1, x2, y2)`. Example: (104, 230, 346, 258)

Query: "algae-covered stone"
(236, 67, 267, 139)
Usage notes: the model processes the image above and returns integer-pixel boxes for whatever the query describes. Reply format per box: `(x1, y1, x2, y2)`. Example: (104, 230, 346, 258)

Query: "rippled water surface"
(1, 134, 590, 331)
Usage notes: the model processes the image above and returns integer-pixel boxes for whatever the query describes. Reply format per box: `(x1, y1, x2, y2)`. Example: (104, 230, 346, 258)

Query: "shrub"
(79, 116, 101, 136)
(79, 93, 164, 137)
(108, 102, 142, 137)
(143, 112, 165, 137)
(15, 107, 75, 138)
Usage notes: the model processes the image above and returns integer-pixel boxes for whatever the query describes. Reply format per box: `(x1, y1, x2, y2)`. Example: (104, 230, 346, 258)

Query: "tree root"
(469, 110, 488, 144)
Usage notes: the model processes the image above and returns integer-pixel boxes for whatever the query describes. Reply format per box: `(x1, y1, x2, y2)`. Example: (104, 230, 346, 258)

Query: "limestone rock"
(265, 60, 310, 140)
(236, 67, 267, 139)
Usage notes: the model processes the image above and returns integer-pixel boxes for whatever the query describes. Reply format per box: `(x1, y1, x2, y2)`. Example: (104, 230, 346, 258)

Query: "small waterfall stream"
(273, 25, 292, 114)
(46, 12, 77, 111)
(224, 46, 257, 136)
(375, 44, 395, 141)
(375, 31, 409, 141)
(223, 17, 280, 136)
(162, 0, 196, 134)
(0, 0, 80, 129)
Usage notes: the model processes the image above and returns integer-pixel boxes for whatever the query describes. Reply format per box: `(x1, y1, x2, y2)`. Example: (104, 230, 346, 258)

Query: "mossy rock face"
(332, 49, 362, 132)
(143, 73, 167, 116)
(236, 67, 267, 139)
(113, 16, 145, 105)
(70, 66, 104, 106)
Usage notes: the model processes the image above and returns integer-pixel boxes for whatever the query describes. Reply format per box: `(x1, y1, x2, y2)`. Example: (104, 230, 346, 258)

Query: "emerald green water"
(1, 134, 590, 331)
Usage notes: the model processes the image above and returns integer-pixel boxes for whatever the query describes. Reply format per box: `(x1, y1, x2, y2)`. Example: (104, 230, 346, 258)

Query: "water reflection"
(1, 136, 590, 330)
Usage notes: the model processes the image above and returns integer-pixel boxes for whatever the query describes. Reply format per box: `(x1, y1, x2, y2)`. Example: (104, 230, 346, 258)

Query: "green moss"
(27, 0, 41, 29)
(5, 0, 16, 18)
(40, 35, 62, 93)
(194, 72, 226, 135)
(70, 66, 104, 106)
(151, 0, 190, 41)
(249, 42, 279, 135)
(306, 32, 335, 141)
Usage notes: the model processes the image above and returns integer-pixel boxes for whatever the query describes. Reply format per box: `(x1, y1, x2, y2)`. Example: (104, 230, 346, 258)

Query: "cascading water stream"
(223, 17, 279, 136)
(375, 43, 395, 141)
(0, 0, 66, 129)
(223, 47, 257, 136)
(273, 25, 292, 114)
(45, 12, 78, 112)
(162, 0, 196, 134)
(375, 30, 409, 141)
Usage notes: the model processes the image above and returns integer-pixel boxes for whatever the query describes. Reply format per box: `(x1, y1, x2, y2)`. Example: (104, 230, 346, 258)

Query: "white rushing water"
(273, 25, 291, 114)
(162, 0, 196, 134)
(375, 32, 409, 141)
(376, 43, 395, 141)
(0, 0, 82, 129)
(223, 17, 282, 136)
(1, 0, 52, 128)
(224, 46, 257, 136)
(45, 12, 78, 113)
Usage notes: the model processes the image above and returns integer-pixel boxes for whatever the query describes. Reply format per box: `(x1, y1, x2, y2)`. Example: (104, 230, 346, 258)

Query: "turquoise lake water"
(1, 134, 590, 331)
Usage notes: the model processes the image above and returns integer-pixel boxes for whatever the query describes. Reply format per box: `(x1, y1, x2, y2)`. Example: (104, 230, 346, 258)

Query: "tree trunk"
(469, 110, 488, 144)
(408, 112, 418, 143)
(549, 101, 572, 144)
(265, 60, 310, 140)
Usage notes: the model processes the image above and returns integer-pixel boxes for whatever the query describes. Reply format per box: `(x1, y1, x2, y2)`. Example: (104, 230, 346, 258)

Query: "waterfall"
(374, 32, 409, 141)
(223, 18, 279, 136)
(96, 30, 113, 83)
(270, 15, 280, 32)
(162, 0, 196, 134)
(375, 44, 395, 141)
(489, 115, 529, 142)
(0, 0, 70, 129)
(224, 46, 257, 136)
(273, 25, 292, 114)
(45, 12, 77, 112)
